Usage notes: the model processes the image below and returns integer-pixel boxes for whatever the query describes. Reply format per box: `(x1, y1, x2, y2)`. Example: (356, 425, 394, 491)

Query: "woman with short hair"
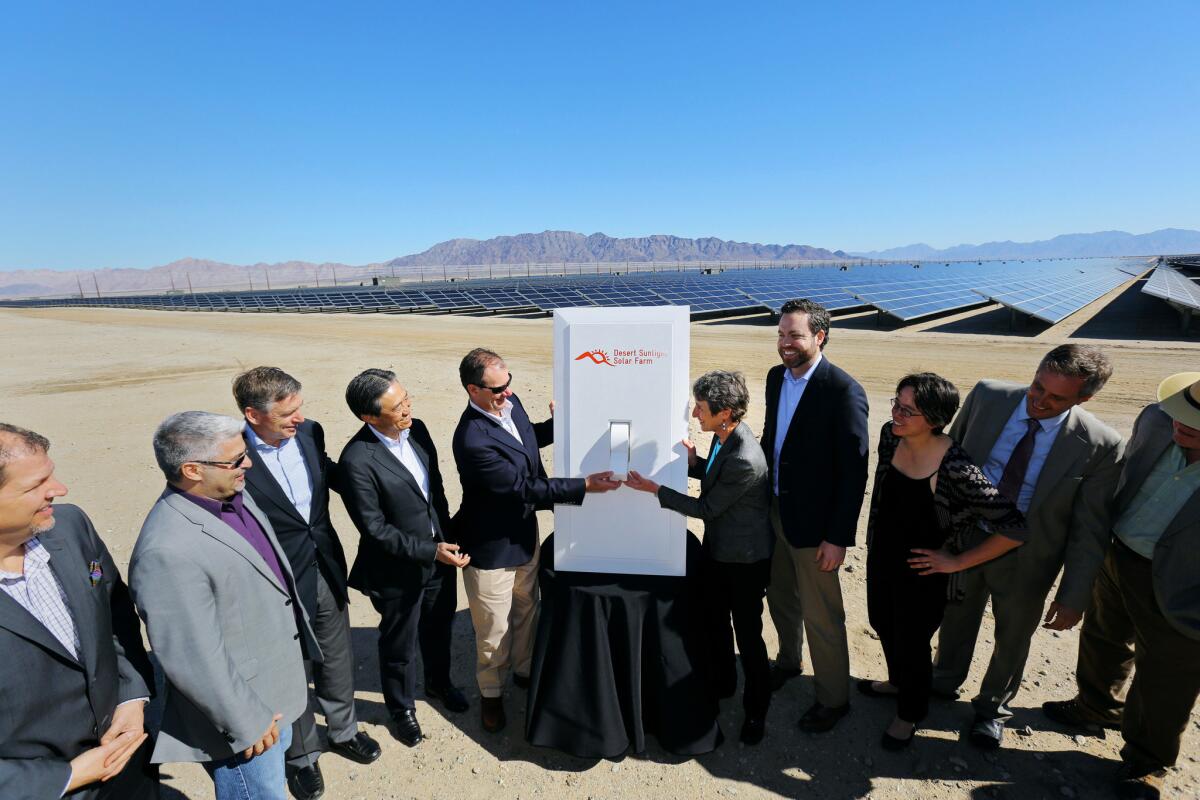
(625, 370, 774, 745)
(860, 372, 1026, 750)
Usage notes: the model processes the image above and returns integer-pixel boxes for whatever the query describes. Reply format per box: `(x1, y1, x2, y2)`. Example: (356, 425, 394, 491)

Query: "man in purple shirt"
(131, 411, 316, 800)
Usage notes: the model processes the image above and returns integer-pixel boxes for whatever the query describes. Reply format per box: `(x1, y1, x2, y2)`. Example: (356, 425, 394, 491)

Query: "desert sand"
(3, 280, 1198, 799)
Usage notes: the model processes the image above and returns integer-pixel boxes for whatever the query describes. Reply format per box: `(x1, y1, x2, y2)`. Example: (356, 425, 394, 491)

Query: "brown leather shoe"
(1114, 762, 1166, 800)
(480, 696, 506, 733)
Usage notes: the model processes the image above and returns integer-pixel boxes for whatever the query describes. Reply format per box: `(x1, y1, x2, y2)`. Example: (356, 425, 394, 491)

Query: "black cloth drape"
(524, 533, 723, 758)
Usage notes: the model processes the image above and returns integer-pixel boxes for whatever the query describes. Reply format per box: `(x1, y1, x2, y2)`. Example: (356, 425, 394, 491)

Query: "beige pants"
(462, 541, 540, 698)
(766, 498, 851, 708)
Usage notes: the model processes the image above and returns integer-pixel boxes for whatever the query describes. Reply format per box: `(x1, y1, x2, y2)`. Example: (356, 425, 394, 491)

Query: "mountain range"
(851, 228, 1200, 261)
(1, 228, 1196, 298)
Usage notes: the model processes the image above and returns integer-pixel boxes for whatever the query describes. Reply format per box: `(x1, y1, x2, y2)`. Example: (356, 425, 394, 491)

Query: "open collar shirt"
(245, 423, 313, 523)
(772, 353, 822, 495)
(369, 424, 435, 536)
(0, 536, 81, 660)
(469, 398, 524, 446)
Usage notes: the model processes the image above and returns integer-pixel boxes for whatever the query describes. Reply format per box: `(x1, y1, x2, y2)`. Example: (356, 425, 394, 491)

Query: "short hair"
(346, 369, 396, 419)
(0, 423, 51, 489)
(153, 411, 245, 482)
(692, 371, 750, 423)
(459, 348, 503, 389)
(779, 298, 831, 350)
(232, 366, 302, 414)
(1037, 344, 1113, 398)
(896, 372, 960, 435)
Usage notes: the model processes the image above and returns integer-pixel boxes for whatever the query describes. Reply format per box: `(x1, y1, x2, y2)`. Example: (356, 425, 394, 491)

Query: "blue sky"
(1, 2, 1197, 270)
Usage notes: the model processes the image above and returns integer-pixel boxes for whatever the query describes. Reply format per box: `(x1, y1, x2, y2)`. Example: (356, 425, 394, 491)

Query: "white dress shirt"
(981, 399, 1070, 514)
(370, 425, 435, 536)
(470, 398, 525, 446)
(0, 536, 80, 659)
(246, 424, 314, 522)
(772, 353, 823, 495)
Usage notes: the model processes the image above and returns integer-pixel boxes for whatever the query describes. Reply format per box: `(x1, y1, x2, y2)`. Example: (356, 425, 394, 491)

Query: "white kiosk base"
(552, 306, 690, 576)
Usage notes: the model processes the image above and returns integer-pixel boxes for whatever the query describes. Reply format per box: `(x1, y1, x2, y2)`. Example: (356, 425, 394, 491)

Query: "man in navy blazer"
(452, 348, 620, 733)
(0, 423, 157, 800)
(762, 299, 870, 733)
(235, 367, 380, 800)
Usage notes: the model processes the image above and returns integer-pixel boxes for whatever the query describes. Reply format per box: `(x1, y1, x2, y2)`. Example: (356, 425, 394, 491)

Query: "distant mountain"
(853, 228, 1200, 261)
(386, 231, 842, 267)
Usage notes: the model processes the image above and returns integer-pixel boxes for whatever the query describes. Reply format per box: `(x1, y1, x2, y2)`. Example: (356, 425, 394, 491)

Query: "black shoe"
(881, 724, 918, 751)
(769, 663, 803, 692)
(287, 763, 325, 800)
(969, 716, 1004, 749)
(481, 696, 507, 733)
(857, 678, 899, 699)
(427, 683, 470, 713)
(797, 702, 850, 733)
(391, 709, 424, 747)
(328, 731, 382, 765)
(1042, 698, 1119, 736)
(512, 673, 531, 690)
(740, 716, 766, 745)
(930, 686, 961, 701)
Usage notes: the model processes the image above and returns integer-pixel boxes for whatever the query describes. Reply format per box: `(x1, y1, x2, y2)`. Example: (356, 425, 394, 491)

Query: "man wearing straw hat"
(1043, 372, 1200, 800)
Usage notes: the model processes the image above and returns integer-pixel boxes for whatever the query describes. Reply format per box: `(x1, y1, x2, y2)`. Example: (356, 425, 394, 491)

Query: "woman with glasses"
(625, 370, 773, 745)
(859, 373, 1025, 750)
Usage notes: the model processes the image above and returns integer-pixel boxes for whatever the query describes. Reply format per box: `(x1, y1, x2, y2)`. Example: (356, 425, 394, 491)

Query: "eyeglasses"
(476, 372, 513, 394)
(193, 450, 250, 469)
(890, 397, 924, 419)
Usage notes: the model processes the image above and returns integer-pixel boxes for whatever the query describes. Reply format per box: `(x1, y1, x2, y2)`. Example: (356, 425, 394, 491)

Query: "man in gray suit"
(131, 411, 317, 800)
(932, 344, 1123, 748)
(1044, 372, 1200, 800)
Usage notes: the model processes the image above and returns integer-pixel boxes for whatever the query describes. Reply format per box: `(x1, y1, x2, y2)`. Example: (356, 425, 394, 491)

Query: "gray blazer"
(656, 422, 773, 563)
(949, 380, 1124, 610)
(130, 489, 315, 764)
(1115, 404, 1200, 640)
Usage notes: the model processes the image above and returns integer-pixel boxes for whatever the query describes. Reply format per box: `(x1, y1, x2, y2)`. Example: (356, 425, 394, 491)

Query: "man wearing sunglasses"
(452, 348, 620, 733)
(130, 411, 316, 800)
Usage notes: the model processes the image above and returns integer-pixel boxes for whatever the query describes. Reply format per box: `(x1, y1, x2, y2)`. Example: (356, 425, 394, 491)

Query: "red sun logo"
(575, 350, 615, 366)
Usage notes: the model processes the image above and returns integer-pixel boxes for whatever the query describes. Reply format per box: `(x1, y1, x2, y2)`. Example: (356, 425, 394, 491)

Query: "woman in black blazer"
(626, 370, 774, 745)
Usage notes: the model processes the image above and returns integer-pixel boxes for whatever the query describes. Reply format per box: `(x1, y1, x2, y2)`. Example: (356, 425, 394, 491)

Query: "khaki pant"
(1075, 540, 1200, 770)
(463, 541, 540, 699)
(766, 499, 851, 708)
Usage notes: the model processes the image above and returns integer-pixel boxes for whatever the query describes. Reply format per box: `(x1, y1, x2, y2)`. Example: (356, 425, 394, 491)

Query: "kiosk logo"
(575, 348, 667, 367)
(574, 350, 616, 366)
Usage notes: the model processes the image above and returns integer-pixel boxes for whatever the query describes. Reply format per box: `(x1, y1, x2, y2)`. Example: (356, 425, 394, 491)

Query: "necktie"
(705, 441, 723, 474)
(997, 418, 1040, 504)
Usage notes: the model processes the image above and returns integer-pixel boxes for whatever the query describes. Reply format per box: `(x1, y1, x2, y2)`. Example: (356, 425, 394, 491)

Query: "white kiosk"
(552, 306, 690, 576)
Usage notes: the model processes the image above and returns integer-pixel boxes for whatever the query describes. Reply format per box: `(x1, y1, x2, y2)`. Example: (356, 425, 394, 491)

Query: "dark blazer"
(341, 420, 454, 599)
(656, 422, 773, 563)
(949, 380, 1123, 610)
(762, 357, 870, 549)
(452, 394, 585, 570)
(1115, 404, 1200, 640)
(0, 505, 154, 800)
(242, 419, 349, 615)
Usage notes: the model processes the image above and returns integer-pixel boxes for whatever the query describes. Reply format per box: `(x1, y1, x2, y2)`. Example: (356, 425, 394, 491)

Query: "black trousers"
(370, 561, 457, 715)
(705, 557, 772, 718)
(867, 553, 948, 724)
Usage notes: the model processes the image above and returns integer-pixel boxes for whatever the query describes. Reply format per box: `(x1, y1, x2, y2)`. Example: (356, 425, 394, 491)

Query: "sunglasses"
(476, 372, 513, 395)
(193, 450, 250, 469)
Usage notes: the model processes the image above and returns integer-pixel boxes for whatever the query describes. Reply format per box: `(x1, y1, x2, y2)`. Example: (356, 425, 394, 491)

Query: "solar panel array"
(0, 258, 1147, 328)
(1143, 266, 1200, 311)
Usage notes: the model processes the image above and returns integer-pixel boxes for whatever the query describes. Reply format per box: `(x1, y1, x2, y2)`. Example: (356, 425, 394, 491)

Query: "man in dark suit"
(1044, 373, 1200, 800)
(932, 345, 1123, 749)
(0, 423, 158, 800)
(452, 348, 620, 733)
(340, 368, 472, 748)
(233, 368, 380, 800)
(762, 299, 870, 733)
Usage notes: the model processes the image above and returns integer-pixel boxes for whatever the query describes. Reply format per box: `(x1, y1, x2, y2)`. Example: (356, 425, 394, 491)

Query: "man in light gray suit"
(932, 344, 1123, 748)
(1044, 372, 1200, 800)
(130, 411, 317, 800)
